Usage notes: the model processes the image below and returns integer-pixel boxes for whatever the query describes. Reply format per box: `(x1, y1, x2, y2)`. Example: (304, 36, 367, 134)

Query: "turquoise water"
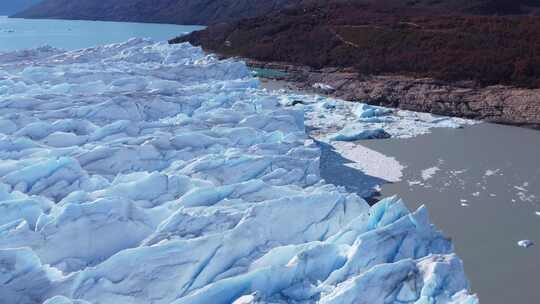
(251, 68, 289, 79)
(0, 16, 203, 51)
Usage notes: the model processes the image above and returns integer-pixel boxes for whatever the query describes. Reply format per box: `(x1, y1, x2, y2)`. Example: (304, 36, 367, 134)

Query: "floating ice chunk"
(353, 103, 393, 118)
(484, 169, 500, 177)
(329, 141, 404, 183)
(358, 116, 395, 123)
(430, 117, 464, 128)
(517, 240, 534, 248)
(331, 126, 390, 141)
(422, 166, 440, 181)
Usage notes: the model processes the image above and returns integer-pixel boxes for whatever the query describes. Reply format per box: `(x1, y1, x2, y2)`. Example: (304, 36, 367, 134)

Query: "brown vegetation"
(175, 3, 540, 88)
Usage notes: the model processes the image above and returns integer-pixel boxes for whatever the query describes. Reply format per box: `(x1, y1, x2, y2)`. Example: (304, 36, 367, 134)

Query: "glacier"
(0, 39, 478, 304)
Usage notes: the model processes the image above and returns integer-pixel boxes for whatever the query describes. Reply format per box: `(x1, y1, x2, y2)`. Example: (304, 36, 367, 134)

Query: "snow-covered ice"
(0, 39, 477, 304)
(329, 141, 404, 183)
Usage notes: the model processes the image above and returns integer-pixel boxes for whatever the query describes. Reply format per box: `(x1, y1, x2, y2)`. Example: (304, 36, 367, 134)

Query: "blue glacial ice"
(330, 127, 390, 141)
(0, 39, 477, 304)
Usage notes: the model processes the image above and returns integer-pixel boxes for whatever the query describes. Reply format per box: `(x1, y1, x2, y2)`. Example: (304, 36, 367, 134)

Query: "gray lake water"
(0, 16, 203, 51)
(361, 123, 540, 304)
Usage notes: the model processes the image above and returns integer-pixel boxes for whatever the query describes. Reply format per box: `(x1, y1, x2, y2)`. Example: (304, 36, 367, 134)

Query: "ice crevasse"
(0, 39, 478, 304)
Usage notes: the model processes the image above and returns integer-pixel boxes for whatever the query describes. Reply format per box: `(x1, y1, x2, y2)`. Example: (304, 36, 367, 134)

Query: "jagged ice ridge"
(0, 39, 478, 304)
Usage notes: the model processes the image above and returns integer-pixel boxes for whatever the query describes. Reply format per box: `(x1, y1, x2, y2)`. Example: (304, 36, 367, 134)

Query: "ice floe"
(0, 39, 477, 304)
(484, 169, 501, 177)
(422, 167, 440, 181)
(266, 86, 476, 196)
(273, 93, 477, 140)
(517, 240, 534, 248)
(329, 141, 404, 183)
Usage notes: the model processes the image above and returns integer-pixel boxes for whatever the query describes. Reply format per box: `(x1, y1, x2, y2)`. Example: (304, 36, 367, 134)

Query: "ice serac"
(0, 39, 477, 304)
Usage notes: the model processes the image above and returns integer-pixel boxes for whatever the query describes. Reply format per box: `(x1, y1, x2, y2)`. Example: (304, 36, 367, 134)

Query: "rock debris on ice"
(0, 39, 477, 304)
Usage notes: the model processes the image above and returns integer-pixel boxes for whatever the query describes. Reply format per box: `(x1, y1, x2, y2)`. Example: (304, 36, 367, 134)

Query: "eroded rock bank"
(249, 60, 540, 128)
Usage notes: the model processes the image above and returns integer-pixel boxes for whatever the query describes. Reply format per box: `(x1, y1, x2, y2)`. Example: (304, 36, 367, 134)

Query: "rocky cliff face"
(13, 0, 304, 25)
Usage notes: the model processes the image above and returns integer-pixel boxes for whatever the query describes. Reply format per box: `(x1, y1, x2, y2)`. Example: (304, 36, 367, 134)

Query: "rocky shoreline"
(249, 59, 540, 129)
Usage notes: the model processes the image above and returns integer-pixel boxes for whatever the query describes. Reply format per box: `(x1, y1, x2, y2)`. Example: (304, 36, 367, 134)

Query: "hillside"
(13, 0, 304, 25)
(14, 0, 540, 24)
(176, 2, 540, 88)
(174, 1, 540, 127)
(0, 0, 40, 15)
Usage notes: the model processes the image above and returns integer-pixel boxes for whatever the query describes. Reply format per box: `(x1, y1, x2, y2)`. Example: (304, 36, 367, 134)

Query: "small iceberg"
(354, 103, 393, 118)
(517, 240, 534, 248)
(331, 126, 391, 141)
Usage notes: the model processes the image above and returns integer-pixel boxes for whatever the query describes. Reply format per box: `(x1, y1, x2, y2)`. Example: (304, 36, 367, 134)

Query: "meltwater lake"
(363, 123, 540, 304)
(0, 16, 203, 51)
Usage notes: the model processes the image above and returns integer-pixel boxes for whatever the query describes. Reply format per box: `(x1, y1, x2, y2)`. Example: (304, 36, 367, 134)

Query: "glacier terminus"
(0, 39, 478, 304)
